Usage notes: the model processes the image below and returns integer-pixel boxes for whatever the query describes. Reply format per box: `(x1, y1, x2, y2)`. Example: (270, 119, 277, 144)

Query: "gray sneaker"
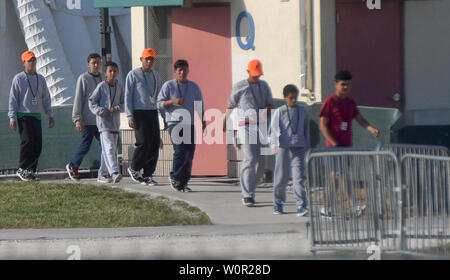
(97, 175, 112, 184)
(112, 173, 122, 184)
(297, 207, 309, 217)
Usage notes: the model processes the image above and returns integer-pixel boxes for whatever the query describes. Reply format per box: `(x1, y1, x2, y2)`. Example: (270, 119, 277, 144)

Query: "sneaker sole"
(273, 211, 283, 215)
(242, 199, 254, 207)
(66, 164, 80, 181)
(97, 180, 112, 184)
(128, 168, 143, 183)
(113, 174, 122, 184)
(16, 171, 30, 182)
(297, 210, 308, 217)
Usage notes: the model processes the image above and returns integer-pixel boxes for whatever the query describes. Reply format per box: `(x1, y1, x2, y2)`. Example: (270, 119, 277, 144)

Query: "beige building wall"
(230, 0, 302, 100)
(130, 7, 146, 69)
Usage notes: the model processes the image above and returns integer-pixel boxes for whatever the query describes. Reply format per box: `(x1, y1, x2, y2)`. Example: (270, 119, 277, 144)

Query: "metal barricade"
(401, 154, 450, 255)
(306, 150, 402, 253)
(379, 143, 449, 159)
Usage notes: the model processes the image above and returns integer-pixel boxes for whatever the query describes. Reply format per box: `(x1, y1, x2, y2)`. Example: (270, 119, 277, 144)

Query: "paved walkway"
(0, 176, 312, 259)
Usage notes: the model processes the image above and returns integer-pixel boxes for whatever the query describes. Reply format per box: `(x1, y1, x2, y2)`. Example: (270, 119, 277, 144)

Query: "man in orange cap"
(8, 50, 55, 181)
(223, 59, 273, 206)
(124, 48, 163, 186)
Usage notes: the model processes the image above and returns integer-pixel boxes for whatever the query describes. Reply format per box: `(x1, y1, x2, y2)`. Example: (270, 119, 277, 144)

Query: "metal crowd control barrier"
(306, 149, 402, 253)
(401, 154, 450, 256)
(378, 143, 449, 159)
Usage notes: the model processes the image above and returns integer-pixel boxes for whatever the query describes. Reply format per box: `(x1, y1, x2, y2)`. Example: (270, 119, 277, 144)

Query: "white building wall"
(404, 1, 450, 111)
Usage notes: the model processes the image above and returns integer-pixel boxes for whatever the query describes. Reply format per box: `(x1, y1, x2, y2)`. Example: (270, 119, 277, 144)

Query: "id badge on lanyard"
(340, 121, 348, 131)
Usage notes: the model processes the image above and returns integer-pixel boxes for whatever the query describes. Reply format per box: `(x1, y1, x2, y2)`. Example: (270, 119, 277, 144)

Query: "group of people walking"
(8, 48, 379, 216)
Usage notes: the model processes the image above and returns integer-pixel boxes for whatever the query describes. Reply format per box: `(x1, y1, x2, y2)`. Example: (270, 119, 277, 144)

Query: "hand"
(49, 117, 55, 128)
(222, 118, 227, 132)
(128, 119, 136, 129)
(368, 126, 379, 138)
(109, 107, 117, 113)
(272, 147, 277, 155)
(163, 121, 168, 131)
(10, 121, 16, 131)
(172, 98, 184, 106)
(75, 122, 84, 132)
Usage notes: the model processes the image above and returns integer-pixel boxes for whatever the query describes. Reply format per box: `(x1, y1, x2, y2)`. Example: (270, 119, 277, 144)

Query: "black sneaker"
(168, 176, 183, 192)
(181, 183, 192, 192)
(29, 171, 39, 181)
(128, 167, 145, 184)
(242, 197, 255, 207)
(16, 168, 32, 182)
(143, 177, 157, 186)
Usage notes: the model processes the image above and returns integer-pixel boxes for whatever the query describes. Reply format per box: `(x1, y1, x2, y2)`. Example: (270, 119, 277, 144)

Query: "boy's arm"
(304, 110, 310, 147)
(42, 78, 55, 128)
(124, 72, 135, 120)
(8, 76, 20, 124)
(89, 85, 107, 117)
(223, 85, 241, 132)
(269, 109, 280, 149)
(320, 117, 339, 146)
(355, 114, 379, 138)
(72, 76, 84, 125)
(115, 85, 125, 112)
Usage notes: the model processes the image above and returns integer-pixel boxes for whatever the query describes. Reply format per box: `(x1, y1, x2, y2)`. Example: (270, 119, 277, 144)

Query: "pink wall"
(172, 6, 231, 176)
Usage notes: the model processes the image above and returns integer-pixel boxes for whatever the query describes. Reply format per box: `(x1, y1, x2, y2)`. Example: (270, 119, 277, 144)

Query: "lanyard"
(141, 69, 157, 99)
(285, 105, 299, 135)
(247, 81, 263, 108)
(89, 72, 102, 86)
(24, 71, 39, 99)
(109, 84, 117, 108)
(176, 80, 188, 99)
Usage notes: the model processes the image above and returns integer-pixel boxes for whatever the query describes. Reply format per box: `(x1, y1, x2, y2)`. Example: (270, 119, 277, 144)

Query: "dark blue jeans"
(70, 125, 100, 169)
(169, 124, 196, 185)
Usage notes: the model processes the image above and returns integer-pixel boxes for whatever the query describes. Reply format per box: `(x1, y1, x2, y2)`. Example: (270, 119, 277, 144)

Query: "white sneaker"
(97, 175, 112, 184)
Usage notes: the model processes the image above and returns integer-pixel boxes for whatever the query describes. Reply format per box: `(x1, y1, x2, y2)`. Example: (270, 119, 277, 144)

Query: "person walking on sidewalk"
(157, 59, 205, 192)
(319, 70, 379, 217)
(8, 50, 55, 181)
(223, 59, 273, 207)
(269, 85, 309, 216)
(125, 48, 163, 186)
(66, 53, 103, 181)
(89, 62, 124, 184)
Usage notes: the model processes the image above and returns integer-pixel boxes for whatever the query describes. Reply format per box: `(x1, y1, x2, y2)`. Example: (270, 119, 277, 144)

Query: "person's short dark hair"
(104, 61, 119, 71)
(87, 53, 101, 63)
(174, 59, 189, 70)
(335, 70, 352, 82)
(283, 84, 299, 98)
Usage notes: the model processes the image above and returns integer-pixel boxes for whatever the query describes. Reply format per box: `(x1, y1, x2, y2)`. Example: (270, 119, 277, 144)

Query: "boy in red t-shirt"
(319, 70, 379, 146)
(318, 70, 379, 217)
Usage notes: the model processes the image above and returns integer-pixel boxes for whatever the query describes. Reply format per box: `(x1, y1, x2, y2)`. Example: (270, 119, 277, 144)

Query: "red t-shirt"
(319, 94, 360, 147)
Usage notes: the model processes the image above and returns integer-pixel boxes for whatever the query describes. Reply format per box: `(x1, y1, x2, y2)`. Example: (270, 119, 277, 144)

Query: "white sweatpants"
(98, 131, 119, 176)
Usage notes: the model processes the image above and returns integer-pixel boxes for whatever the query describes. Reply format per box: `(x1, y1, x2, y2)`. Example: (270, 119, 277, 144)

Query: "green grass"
(0, 182, 211, 229)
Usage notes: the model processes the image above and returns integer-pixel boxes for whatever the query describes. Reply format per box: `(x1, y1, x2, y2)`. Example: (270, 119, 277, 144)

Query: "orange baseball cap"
(247, 59, 263, 77)
(21, 51, 36, 62)
(141, 48, 157, 59)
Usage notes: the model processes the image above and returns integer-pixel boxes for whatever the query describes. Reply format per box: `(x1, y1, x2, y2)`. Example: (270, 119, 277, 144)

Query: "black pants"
(131, 110, 160, 177)
(18, 116, 42, 172)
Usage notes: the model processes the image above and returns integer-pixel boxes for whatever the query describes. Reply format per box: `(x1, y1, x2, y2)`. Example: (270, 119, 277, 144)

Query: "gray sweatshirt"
(72, 72, 103, 126)
(157, 79, 204, 126)
(227, 79, 273, 124)
(88, 81, 124, 132)
(8, 71, 53, 122)
(269, 104, 310, 148)
(125, 68, 162, 120)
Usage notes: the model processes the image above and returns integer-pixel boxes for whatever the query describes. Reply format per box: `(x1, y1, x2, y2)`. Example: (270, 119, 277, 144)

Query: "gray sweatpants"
(239, 125, 264, 199)
(98, 131, 119, 176)
(273, 147, 307, 209)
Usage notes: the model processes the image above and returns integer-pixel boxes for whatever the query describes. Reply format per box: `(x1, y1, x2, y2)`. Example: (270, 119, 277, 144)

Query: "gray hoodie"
(8, 71, 53, 122)
(269, 104, 310, 148)
(72, 72, 103, 126)
(125, 68, 162, 120)
(227, 79, 273, 124)
(88, 81, 124, 132)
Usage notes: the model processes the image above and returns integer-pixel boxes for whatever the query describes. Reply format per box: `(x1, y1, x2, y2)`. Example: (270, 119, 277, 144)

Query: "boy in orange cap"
(223, 59, 273, 206)
(124, 48, 163, 186)
(8, 50, 55, 181)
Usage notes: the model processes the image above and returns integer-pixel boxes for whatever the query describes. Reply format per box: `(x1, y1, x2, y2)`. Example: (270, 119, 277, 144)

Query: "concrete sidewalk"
(0, 176, 313, 259)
